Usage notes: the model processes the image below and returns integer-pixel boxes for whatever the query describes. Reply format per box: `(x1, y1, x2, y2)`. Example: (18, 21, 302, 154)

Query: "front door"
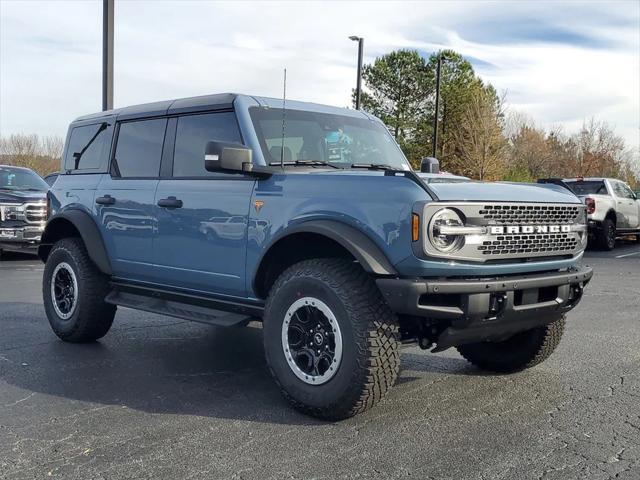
(153, 111, 255, 297)
(95, 118, 167, 282)
(612, 181, 639, 229)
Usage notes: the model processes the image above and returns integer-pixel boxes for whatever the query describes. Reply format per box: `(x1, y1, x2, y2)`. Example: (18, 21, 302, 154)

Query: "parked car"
(0, 165, 48, 256)
(539, 177, 640, 249)
(39, 93, 592, 419)
(43, 172, 60, 187)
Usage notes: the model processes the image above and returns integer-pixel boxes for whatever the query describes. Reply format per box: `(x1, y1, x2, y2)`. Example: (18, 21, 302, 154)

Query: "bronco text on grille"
(422, 202, 588, 262)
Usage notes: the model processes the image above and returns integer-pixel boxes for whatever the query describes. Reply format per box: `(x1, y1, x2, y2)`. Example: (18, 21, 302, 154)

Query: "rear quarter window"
(64, 123, 113, 172)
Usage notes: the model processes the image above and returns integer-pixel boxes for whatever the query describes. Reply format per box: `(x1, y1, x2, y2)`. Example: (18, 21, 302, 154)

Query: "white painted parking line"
(615, 251, 640, 258)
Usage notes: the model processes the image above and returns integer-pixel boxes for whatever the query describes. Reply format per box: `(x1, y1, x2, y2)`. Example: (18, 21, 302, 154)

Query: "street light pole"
(349, 36, 364, 110)
(432, 53, 444, 158)
(102, 0, 114, 111)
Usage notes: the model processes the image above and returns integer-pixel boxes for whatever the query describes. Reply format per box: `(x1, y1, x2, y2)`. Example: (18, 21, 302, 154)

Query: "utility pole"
(102, 0, 114, 111)
(349, 36, 364, 109)
(432, 53, 445, 158)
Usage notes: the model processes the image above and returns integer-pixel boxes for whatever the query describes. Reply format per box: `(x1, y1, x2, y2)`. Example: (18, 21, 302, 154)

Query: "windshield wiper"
(269, 160, 341, 169)
(350, 163, 398, 171)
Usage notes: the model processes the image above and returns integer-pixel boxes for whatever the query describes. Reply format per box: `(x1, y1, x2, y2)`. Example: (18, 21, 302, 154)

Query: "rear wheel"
(263, 258, 400, 420)
(456, 316, 565, 373)
(598, 218, 616, 250)
(43, 238, 116, 342)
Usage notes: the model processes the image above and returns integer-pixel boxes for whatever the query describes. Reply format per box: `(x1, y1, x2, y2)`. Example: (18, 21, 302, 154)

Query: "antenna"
(280, 68, 287, 170)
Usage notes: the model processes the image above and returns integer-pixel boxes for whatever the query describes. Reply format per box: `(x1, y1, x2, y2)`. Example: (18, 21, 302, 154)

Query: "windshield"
(0, 166, 49, 191)
(564, 180, 608, 195)
(249, 107, 410, 170)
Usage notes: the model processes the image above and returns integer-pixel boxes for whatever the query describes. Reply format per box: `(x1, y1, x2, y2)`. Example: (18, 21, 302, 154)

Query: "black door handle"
(157, 196, 183, 209)
(95, 195, 116, 205)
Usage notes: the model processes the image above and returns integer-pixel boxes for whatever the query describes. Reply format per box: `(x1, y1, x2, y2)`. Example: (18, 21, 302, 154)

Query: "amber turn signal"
(412, 213, 420, 242)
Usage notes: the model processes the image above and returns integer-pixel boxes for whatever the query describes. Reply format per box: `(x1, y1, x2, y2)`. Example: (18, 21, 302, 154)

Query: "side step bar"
(105, 290, 261, 328)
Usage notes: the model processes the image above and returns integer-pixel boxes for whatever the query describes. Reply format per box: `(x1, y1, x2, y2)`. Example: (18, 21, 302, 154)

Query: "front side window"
(0, 166, 48, 191)
(113, 119, 167, 178)
(249, 107, 410, 170)
(64, 123, 111, 171)
(615, 182, 635, 199)
(173, 112, 242, 177)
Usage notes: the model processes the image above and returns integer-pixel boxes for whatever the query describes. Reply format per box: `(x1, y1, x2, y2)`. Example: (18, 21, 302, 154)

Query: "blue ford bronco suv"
(40, 93, 593, 419)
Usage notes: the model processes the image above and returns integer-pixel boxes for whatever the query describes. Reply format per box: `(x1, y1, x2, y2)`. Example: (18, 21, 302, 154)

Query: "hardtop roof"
(72, 93, 370, 124)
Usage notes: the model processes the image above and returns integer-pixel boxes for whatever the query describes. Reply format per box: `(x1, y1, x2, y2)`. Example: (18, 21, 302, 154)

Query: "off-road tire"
(263, 258, 400, 420)
(598, 218, 616, 250)
(43, 237, 116, 342)
(456, 316, 565, 373)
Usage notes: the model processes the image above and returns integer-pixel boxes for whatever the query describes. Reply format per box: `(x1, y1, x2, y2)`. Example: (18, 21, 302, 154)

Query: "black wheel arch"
(38, 210, 112, 275)
(252, 219, 398, 299)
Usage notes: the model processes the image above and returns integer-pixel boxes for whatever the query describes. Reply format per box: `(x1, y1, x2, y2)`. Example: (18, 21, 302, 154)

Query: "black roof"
(74, 93, 238, 123)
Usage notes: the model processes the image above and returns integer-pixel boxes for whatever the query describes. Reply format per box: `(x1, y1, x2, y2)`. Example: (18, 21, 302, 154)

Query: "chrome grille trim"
(422, 202, 587, 262)
(25, 203, 47, 224)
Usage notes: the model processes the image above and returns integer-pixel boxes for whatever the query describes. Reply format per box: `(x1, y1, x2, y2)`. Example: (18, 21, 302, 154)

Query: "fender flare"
(39, 210, 112, 275)
(253, 219, 398, 293)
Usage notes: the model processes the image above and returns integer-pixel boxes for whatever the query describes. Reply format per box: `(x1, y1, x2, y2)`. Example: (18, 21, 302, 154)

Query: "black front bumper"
(377, 265, 593, 350)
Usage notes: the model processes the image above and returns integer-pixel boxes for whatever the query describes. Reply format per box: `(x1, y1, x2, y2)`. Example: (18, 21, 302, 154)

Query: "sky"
(1, 0, 639, 150)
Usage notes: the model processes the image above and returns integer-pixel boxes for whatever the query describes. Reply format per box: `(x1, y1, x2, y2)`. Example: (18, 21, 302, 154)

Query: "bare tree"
(0, 133, 62, 176)
(570, 118, 626, 178)
(452, 89, 506, 180)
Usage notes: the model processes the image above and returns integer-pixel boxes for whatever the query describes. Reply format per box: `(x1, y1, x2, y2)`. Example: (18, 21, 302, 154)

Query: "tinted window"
(64, 123, 111, 170)
(565, 181, 608, 195)
(173, 112, 242, 177)
(113, 119, 167, 178)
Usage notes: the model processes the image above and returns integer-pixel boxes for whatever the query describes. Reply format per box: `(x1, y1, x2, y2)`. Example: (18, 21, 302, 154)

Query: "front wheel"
(43, 238, 116, 342)
(456, 316, 565, 373)
(263, 259, 400, 420)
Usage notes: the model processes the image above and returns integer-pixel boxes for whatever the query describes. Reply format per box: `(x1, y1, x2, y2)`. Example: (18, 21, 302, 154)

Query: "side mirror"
(204, 141, 252, 173)
(420, 157, 440, 174)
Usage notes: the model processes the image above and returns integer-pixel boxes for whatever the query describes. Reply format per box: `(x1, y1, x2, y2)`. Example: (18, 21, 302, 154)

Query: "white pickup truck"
(540, 177, 640, 250)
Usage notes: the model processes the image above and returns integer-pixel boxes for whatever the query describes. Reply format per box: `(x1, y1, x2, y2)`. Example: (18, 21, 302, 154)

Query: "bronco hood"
(426, 181, 582, 204)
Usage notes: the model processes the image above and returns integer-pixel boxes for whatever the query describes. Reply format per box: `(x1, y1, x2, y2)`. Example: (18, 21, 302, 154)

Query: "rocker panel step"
(105, 290, 254, 328)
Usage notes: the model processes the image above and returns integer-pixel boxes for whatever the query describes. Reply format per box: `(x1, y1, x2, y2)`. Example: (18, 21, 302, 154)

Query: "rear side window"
(64, 123, 112, 171)
(565, 181, 608, 195)
(113, 119, 167, 178)
(173, 112, 242, 177)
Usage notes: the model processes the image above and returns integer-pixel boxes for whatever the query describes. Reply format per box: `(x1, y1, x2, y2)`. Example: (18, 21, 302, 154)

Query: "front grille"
(422, 202, 587, 262)
(479, 233, 579, 256)
(479, 205, 582, 225)
(24, 203, 47, 224)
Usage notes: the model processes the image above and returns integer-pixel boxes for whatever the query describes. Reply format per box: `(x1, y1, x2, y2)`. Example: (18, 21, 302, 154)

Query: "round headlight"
(428, 208, 465, 253)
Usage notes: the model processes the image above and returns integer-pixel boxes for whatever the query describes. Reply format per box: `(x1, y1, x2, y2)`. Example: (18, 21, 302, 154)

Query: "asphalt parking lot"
(1, 242, 639, 480)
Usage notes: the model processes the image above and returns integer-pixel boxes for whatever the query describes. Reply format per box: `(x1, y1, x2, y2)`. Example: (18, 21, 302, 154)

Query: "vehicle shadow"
(0, 250, 39, 261)
(1, 303, 484, 425)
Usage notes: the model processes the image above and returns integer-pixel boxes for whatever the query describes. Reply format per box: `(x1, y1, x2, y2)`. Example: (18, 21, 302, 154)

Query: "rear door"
(95, 118, 167, 282)
(153, 111, 255, 297)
